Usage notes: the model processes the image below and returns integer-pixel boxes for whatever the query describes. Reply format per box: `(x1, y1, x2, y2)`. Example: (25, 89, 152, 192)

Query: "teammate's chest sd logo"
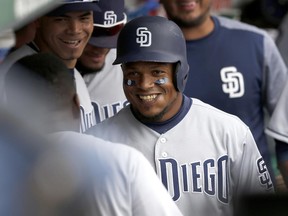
(220, 66, 245, 98)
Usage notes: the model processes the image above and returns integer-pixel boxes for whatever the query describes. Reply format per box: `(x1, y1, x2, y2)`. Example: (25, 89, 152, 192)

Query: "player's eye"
(125, 71, 139, 77)
(152, 70, 165, 77)
(80, 16, 92, 22)
(54, 17, 67, 22)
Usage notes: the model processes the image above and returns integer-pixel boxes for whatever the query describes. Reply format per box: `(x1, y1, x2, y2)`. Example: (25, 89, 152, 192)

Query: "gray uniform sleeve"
(233, 128, 274, 196)
(266, 80, 288, 143)
(263, 33, 288, 114)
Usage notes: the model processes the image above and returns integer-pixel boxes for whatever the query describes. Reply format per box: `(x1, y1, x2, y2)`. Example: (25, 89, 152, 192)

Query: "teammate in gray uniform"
(0, 0, 100, 132)
(76, 0, 129, 124)
(87, 15, 274, 216)
(266, 80, 288, 144)
(5, 52, 183, 216)
(266, 80, 288, 188)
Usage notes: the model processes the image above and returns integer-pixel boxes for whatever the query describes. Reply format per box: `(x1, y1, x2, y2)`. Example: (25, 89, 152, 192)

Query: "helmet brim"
(88, 33, 119, 48)
(47, 2, 100, 16)
(113, 51, 180, 65)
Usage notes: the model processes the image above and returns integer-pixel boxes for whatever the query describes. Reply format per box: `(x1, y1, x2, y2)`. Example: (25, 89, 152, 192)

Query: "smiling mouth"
(139, 94, 158, 102)
(61, 39, 81, 47)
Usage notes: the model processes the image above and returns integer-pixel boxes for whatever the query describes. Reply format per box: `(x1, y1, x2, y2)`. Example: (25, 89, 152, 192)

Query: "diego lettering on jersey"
(92, 100, 130, 124)
(80, 105, 96, 133)
(158, 156, 229, 203)
(158, 156, 273, 203)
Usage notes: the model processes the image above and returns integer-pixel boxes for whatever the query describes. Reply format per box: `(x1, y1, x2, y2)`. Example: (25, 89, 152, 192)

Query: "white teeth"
(63, 40, 80, 45)
(139, 95, 157, 101)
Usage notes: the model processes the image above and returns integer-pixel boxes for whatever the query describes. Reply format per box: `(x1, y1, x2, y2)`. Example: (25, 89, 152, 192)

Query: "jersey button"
(160, 137, 167, 143)
(162, 152, 168, 157)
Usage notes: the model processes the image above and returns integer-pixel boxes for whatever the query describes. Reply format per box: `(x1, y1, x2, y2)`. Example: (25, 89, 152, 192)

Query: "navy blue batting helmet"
(47, 0, 100, 16)
(113, 15, 189, 92)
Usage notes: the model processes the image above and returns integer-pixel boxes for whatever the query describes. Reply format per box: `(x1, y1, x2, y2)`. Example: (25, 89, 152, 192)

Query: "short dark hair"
(5, 53, 76, 112)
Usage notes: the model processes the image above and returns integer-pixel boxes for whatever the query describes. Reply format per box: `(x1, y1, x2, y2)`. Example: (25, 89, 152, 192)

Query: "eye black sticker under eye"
(124, 79, 136, 86)
(154, 77, 168, 85)
(124, 77, 169, 86)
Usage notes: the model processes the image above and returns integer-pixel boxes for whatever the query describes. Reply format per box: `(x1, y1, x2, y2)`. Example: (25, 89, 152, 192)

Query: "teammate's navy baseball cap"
(47, 0, 100, 16)
(88, 0, 127, 48)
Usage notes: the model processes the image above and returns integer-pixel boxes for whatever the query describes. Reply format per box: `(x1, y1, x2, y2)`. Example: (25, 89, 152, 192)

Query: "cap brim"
(88, 33, 119, 48)
(113, 51, 179, 65)
(47, 3, 100, 16)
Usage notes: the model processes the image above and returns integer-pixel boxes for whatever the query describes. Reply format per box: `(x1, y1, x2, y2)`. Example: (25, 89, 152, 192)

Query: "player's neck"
(43, 111, 81, 134)
(181, 16, 214, 40)
(62, 59, 77, 69)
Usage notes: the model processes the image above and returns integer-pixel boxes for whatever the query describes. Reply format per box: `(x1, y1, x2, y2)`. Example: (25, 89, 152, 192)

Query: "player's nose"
(138, 74, 155, 89)
(67, 20, 82, 34)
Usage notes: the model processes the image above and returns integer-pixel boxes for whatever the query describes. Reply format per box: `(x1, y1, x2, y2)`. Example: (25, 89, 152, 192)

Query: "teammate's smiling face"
(160, 0, 212, 28)
(78, 44, 110, 72)
(122, 62, 182, 123)
(35, 11, 93, 68)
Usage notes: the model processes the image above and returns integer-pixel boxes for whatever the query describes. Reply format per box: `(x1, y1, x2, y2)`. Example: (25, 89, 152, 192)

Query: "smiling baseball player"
(76, 0, 129, 124)
(87, 15, 274, 216)
(0, 0, 100, 132)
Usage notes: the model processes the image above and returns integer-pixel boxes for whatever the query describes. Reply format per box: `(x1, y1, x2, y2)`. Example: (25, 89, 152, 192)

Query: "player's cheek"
(123, 87, 134, 101)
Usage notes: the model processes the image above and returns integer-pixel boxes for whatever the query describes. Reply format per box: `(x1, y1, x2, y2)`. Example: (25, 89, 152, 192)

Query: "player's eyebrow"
(58, 11, 92, 18)
(149, 63, 170, 69)
(79, 12, 93, 17)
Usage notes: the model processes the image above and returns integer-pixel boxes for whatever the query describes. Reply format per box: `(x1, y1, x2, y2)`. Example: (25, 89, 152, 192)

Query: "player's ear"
(72, 93, 80, 119)
(35, 17, 43, 29)
(29, 20, 38, 30)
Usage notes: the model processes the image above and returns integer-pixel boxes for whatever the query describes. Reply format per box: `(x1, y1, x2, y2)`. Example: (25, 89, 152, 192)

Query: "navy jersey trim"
(143, 95, 192, 134)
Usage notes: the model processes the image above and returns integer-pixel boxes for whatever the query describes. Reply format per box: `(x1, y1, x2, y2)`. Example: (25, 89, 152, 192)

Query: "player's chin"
(71, 51, 86, 61)
(134, 109, 164, 122)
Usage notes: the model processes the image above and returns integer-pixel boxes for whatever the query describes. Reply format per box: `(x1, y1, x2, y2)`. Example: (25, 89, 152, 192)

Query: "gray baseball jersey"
(42, 131, 183, 216)
(82, 49, 128, 124)
(0, 44, 95, 132)
(266, 80, 288, 143)
(87, 98, 274, 216)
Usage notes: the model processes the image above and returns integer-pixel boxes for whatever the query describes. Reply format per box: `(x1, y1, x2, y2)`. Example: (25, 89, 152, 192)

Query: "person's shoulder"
(191, 98, 249, 128)
(191, 98, 240, 118)
(1, 44, 36, 72)
(51, 131, 145, 165)
(86, 105, 131, 133)
(215, 15, 269, 37)
(7, 44, 36, 58)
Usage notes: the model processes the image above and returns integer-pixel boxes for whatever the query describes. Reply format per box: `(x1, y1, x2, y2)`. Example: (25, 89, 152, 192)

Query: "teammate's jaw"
(161, 0, 211, 27)
(78, 44, 109, 71)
